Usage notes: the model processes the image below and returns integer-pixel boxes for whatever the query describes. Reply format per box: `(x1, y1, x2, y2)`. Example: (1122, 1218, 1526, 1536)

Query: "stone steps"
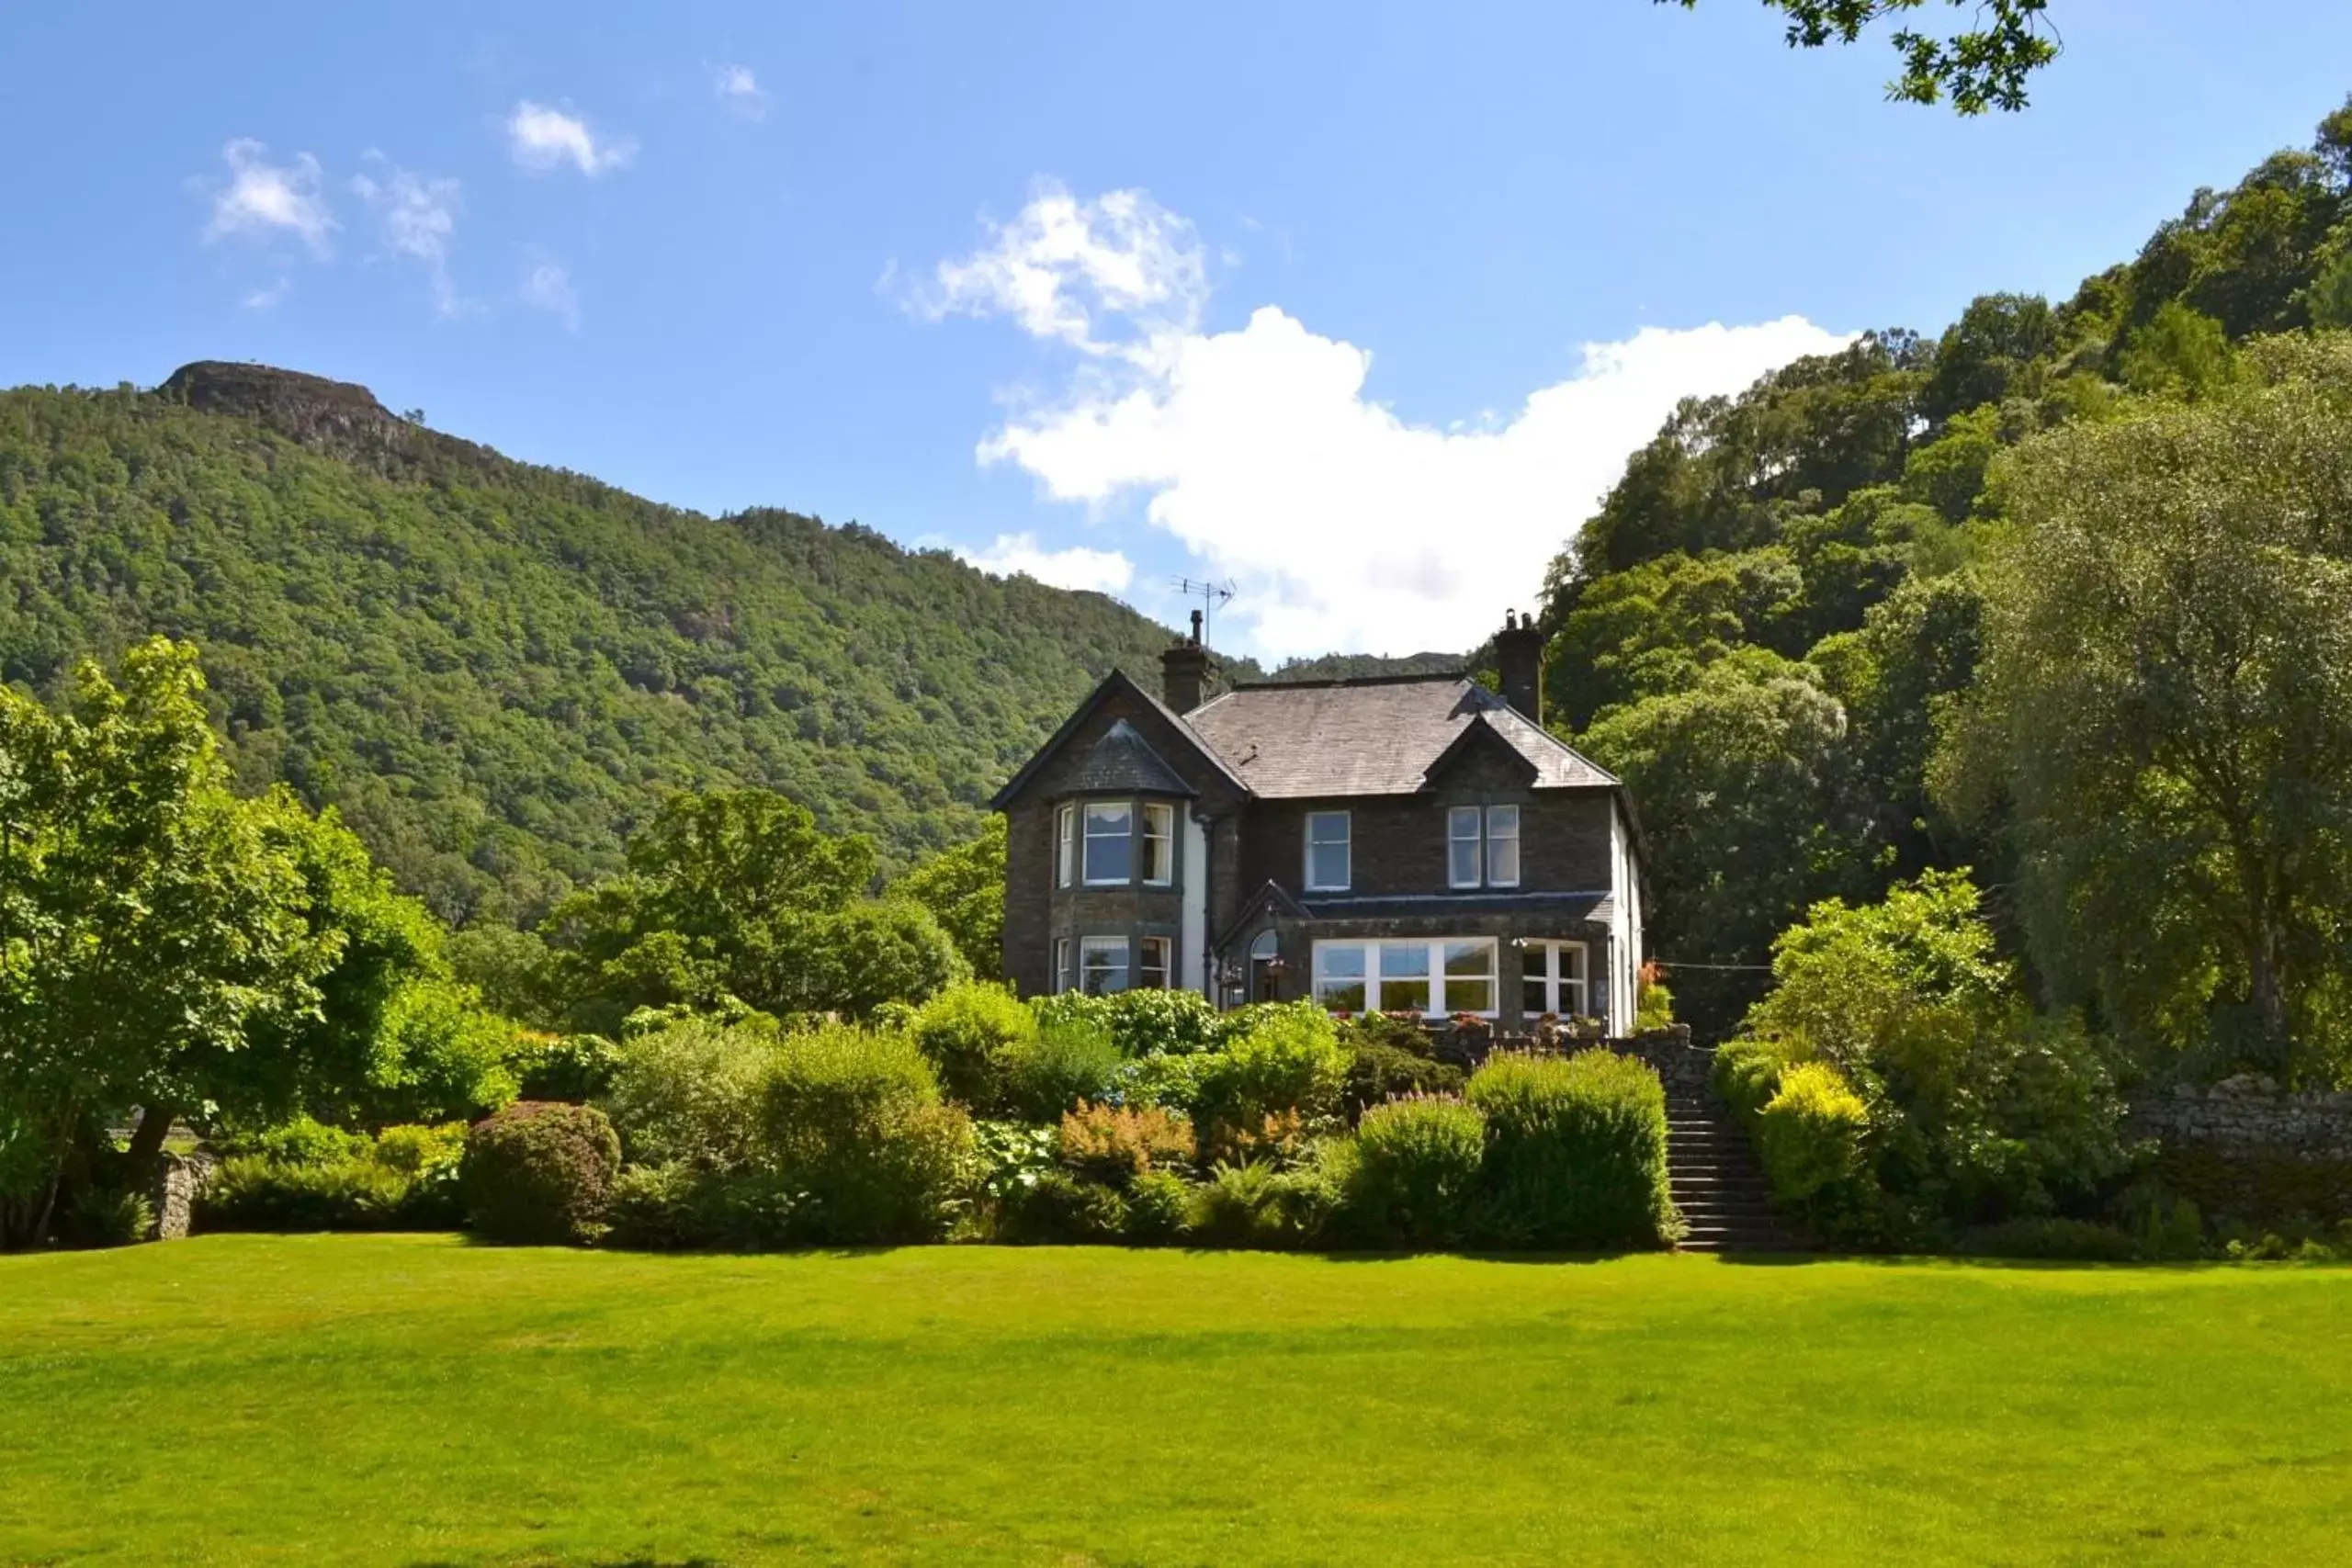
(1659, 1081, 1805, 1255)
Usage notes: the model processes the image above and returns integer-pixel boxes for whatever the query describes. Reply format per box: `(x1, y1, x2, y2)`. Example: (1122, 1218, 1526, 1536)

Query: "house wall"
(999, 680, 1249, 998)
(1237, 788, 1616, 900)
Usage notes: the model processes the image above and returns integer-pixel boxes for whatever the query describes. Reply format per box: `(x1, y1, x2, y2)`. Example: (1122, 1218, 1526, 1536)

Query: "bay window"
(1314, 938, 1498, 1016)
(1138, 935, 1171, 989)
(1521, 941, 1589, 1019)
(1080, 935, 1129, 995)
(1446, 804, 1521, 889)
(1143, 802, 1175, 886)
(1305, 811, 1351, 891)
(1082, 802, 1133, 884)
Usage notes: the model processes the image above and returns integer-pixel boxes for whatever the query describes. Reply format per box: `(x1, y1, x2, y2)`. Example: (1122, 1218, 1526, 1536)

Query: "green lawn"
(3, 1238, 2349, 1565)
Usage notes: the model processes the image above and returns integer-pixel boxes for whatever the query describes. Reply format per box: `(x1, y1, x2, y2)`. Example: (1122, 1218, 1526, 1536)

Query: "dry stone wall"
(2132, 1075, 2352, 1222)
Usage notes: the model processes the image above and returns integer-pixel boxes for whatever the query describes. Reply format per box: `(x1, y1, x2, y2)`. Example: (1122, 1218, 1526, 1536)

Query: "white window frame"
(1079, 935, 1129, 995)
(1521, 940, 1589, 1020)
(1082, 801, 1133, 886)
(1305, 810, 1351, 892)
(1055, 805, 1076, 888)
(1312, 937, 1498, 1018)
(1053, 937, 1072, 993)
(1142, 802, 1176, 887)
(1445, 803, 1522, 889)
(1485, 805, 1521, 889)
(1448, 807, 1484, 889)
(1137, 935, 1171, 990)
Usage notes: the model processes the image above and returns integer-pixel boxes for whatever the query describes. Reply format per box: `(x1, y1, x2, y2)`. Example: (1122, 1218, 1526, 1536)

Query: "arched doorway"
(1249, 930, 1283, 1003)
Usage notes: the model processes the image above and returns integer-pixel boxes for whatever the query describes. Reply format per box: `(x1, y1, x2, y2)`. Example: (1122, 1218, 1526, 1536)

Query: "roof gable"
(1422, 714, 1541, 790)
(989, 669, 1245, 810)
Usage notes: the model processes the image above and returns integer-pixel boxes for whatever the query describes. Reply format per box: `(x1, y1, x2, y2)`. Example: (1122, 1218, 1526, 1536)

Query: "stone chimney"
(1161, 609, 1213, 714)
(1495, 608, 1545, 725)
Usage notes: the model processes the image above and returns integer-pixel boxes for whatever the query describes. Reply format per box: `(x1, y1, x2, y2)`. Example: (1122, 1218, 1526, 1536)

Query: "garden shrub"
(600, 1015, 777, 1170)
(460, 1100, 622, 1245)
(1340, 1095, 1487, 1247)
(1189, 1151, 1345, 1249)
(62, 1186, 153, 1248)
(910, 981, 1035, 1107)
(759, 1024, 971, 1244)
(515, 1032, 621, 1103)
(1116, 1049, 1216, 1115)
(1123, 1169, 1193, 1243)
(967, 1120, 1059, 1210)
(1058, 1101, 1194, 1187)
(1755, 1062, 1870, 1204)
(1336, 1010, 1435, 1056)
(1098, 988, 1222, 1056)
(1960, 1217, 2142, 1261)
(1193, 1002, 1347, 1155)
(602, 1162, 801, 1250)
(1712, 1036, 1790, 1122)
(198, 1121, 467, 1232)
(1465, 1050, 1673, 1249)
(998, 1169, 1127, 1243)
(1341, 1041, 1464, 1121)
(997, 1019, 1123, 1122)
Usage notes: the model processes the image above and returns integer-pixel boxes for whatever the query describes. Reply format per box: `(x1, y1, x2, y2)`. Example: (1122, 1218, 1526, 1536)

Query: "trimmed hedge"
(1464, 1051, 1673, 1249)
(461, 1101, 622, 1245)
(1756, 1062, 1870, 1205)
(198, 1121, 468, 1233)
(1341, 1095, 1486, 1247)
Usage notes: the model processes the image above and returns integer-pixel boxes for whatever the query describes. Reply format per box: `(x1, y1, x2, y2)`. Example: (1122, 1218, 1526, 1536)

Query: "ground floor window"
(1521, 940, 1589, 1019)
(1053, 937, 1071, 993)
(1313, 938, 1498, 1016)
(1080, 936, 1129, 995)
(1138, 935, 1171, 989)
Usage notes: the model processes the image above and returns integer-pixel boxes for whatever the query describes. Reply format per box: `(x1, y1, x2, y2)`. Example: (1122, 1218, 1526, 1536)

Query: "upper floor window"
(1142, 802, 1175, 886)
(1083, 802, 1133, 884)
(1305, 810, 1351, 891)
(1447, 804, 1521, 889)
(1056, 805, 1077, 887)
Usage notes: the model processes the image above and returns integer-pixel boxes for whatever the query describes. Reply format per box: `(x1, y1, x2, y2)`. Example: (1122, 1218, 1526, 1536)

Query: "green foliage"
(1668, 1, 2059, 116)
(1192, 1001, 1348, 1155)
(1634, 976, 1676, 1032)
(460, 1101, 622, 1246)
(2118, 302, 2237, 400)
(998, 1170, 1128, 1244)
(1740, 871, 2138, 1227)
(0, 373, 1216, 926)
(1959, 1217, 2142, 1261)
(599, 1016, 779, 1171)
(61, 1185, 153, 1248)
(0, 640, 337, 1246)
(1340, 1095, 1487, 1247)
(1026, 987, 1226, 1058)
(514, 1032, 620, 1103)
(1123, 1168, 1193, 1244)
(757, 1025, 971, 1244)
(890, 817, 1006, 980)
(1464, 1051, 1675, 1248)
(1340, 1041, 1465, 1121)
(1939, 336, 2352, 1086)
(202, 1120, 467, 1235)
(601, 1162, 801, 1251)
(1187, 1156, 1344, 1250)
(910, 982, 1035, 1107)
(996, 1020, 1124, 1122)
(1755, 1061, 1871, 1205)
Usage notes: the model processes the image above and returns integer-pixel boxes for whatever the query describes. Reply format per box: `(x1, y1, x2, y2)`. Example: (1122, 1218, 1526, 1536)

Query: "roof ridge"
(1227, 670, 1470, 692)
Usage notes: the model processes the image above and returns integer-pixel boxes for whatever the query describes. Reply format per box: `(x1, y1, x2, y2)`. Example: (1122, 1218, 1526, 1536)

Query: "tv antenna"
(1173, 577, 1236, 649)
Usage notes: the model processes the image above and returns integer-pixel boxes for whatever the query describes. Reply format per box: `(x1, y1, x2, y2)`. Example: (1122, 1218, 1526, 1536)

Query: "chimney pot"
(1496, 611, 1545, 727)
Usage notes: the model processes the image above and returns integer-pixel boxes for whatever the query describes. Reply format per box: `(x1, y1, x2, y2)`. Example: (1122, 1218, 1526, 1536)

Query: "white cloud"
(519, 260, 581, 331)
(907, 181, 1206, 367)
(352, 160, 465, 315)
(713, 62, 768, 120)
(926, 185, 1851, 659)
(506, 101, 635, 176)
(956, 532, 1135, 595)
(205, 140, 335, 255)
(243, 277, 291, 311)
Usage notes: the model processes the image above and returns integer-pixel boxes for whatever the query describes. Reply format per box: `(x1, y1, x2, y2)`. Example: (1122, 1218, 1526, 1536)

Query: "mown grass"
(3, 1236, 2349, 1565)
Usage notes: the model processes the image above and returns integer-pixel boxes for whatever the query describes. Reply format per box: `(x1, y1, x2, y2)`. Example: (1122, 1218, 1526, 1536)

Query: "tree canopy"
(1664, 1, 2059, 114)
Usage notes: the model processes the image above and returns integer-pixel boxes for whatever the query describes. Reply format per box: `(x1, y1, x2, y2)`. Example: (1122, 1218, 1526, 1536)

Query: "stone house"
(990, 613, 1648, 1032)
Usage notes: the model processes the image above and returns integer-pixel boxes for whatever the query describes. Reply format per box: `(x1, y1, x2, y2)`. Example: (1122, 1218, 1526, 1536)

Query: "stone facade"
(148, 1149, 215, 1241)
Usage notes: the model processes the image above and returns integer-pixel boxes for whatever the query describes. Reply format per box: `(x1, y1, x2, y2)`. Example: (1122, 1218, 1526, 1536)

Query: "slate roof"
(1061, 718, 1196, 797)
(1181, 674, 1617, 798)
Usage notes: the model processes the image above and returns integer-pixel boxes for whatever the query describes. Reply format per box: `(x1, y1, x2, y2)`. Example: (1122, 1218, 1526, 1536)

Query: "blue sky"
(5, 1, 2349, 657)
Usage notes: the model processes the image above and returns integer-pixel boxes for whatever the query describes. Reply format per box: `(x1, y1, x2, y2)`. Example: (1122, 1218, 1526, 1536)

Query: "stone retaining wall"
(2131, 1075, 2352, 1222)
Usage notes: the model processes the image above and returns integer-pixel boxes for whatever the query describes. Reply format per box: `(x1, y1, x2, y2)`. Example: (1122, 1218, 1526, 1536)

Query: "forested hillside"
(1547, 96, 2352, 1040)
(0, 363, 1234, 923)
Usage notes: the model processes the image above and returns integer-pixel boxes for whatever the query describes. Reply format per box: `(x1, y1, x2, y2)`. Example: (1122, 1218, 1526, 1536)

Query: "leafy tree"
(1938, 335, 2352, 1084)
(1578, 659, 1860, 1036)
(1662, 1, 2059, 114)
(0, 641, 335, 1245)
(891, 816, 1006, 980)
(2117, 302, 2237, 401)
